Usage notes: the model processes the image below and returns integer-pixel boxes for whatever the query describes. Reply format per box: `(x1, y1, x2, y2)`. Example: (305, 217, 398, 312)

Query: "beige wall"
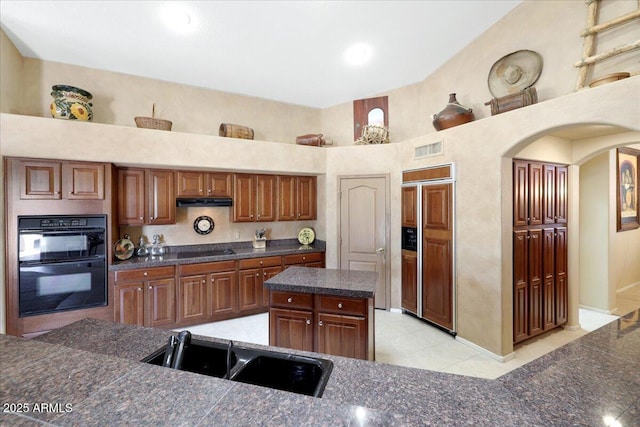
(0, 30, 23, 114)
(579, 152, 611, 310)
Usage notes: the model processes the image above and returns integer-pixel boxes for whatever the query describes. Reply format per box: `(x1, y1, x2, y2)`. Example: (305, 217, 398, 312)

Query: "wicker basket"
(134, 116, 172, 131)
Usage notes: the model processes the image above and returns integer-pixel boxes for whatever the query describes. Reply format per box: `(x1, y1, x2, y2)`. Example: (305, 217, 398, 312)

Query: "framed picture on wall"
(616, 147, 640, 231)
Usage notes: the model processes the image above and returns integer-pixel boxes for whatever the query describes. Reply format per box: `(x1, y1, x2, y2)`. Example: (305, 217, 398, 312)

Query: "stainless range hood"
(176, 198, 233, 207)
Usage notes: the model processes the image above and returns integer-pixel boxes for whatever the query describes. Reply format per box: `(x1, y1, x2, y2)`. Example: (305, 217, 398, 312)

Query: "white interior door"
(339, 176, 389, 309)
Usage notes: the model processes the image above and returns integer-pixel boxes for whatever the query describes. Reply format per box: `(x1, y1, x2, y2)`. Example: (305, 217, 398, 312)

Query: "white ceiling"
(0, 1, 522, 108)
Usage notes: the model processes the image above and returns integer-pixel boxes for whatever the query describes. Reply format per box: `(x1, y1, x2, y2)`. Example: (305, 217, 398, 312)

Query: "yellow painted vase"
(50, 85, 93, 121)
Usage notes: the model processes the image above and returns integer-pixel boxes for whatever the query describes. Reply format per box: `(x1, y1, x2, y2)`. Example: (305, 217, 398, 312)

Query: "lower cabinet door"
(208, 271, 237, 319)
(115, 283, 145, 326)
(316, 313, 366, 360)
(146, 278, 175, 327)
(262, 266, 283, 309)
(269, 308, 314, 352)
(238, 269, 262, 312)
(178, 275, 207, 323)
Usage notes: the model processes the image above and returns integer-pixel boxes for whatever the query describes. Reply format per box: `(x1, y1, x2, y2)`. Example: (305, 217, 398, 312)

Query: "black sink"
(142, 339, 234, 378)
(176, 249, 235, 259)
(142, 337, 333, 397)
(230, 350, 333, 397)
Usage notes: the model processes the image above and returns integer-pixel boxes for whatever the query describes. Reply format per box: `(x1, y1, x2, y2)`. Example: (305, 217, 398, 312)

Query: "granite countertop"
(110, 239, 325, 271)
(1, 309, 638, 426)
(264, 266, 377, 298)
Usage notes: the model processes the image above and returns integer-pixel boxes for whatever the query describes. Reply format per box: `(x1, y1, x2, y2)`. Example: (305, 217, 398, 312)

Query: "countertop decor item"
(488, 50, 543, 98)
(193, 216, 214, 235)
(136, 236, 149, 257)
(588, 72, 631, 88)
(150, 234, 167, 256)
(354, 124, 390, 145)
(432, 93, 475, 131)
(50, 85, 93, 121)
(114, 234, 134, 260)
(253, 228, 267, 249)
(219, 123, 254, 140)
(135, 104, 172, 131)
(297, 227, 315, 246)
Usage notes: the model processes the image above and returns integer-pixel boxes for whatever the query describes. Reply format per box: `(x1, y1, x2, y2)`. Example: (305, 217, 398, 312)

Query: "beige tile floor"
(176, 285, 639, 380)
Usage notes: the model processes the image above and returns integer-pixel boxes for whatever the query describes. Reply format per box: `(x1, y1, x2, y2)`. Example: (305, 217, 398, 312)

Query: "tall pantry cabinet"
(513, 160, 568, 344)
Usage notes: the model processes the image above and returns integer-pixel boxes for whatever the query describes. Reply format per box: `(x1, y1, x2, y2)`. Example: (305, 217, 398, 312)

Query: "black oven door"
(19, 258, 107, 317)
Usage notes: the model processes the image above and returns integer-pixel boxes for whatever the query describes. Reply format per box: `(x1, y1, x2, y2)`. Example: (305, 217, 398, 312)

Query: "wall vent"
(415, 141, 443, 158)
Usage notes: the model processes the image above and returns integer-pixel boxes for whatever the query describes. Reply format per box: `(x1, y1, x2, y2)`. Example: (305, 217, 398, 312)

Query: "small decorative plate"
(114, 235, 135, 260)
(194, 216, 214, 235)
(297, 227, 315, 245)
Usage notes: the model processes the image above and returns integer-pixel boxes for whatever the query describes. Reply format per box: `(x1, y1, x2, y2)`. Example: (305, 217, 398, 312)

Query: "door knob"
(376, 247, 385, 254)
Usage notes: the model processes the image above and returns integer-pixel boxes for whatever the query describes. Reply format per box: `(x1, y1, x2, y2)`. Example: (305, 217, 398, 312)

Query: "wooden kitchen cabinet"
(18, 159, 105, 200)
(283, 252, 324, 268)
(513, 159, 568, 344)
(277, 175, 317, 221)
(176, 171, 232, 197)
(401, 250, 418, 315)
(117, 168, 175, 225)
(401, 186, 417, 227)
(177, 261, 238, 325)
(238, 257, 282, 312)
(232, 174, 277, 222)
(269, 290, 373, 360)
(114, 266, 176, 328)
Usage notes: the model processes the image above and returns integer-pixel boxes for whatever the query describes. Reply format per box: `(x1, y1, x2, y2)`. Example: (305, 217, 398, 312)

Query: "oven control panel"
(40, 218, 88, 227)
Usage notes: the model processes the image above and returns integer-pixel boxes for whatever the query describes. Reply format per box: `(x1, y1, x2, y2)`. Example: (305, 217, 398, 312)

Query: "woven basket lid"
(488, 50, 543, 98)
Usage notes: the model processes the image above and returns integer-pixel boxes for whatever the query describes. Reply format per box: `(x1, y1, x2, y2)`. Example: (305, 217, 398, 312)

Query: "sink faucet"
(226, 340, 234, 379)
(170, 330, 191, 370)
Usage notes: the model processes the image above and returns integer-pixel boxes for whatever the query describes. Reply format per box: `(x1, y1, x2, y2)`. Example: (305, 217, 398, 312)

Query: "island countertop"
(264, 266, 377, 298)
(1, 309, 638, 426)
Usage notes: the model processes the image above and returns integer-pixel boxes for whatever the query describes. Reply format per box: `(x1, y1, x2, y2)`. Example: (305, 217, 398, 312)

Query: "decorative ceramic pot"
(50, 85, 93, 121)
(432, 93, 475, 131)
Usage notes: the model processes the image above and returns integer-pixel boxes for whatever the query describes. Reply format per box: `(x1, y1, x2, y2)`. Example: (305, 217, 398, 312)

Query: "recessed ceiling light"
(160, 3, 195, 34)
(345, 43, 373, 66)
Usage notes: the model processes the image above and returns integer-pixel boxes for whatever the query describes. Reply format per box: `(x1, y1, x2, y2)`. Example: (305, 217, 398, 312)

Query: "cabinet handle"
(202, 279, 206, 284)
(287, 297, 293, 303)
(137, 287, 142, 292)
(143, 272, 148, 276)
(263, 272, 267, 277)
(260, 261, 263, 265)
(148, 286, 152, 290)
(338, 303, 343, 309)
(255, 273, 259, 277)
(318, 321, 323, 327)
(139, 216, 144, 220)
(306, 319, 311, 325)
(250, 215, 254, 218)
(302, 257, 306, 261)
(68, 191, 73, 195)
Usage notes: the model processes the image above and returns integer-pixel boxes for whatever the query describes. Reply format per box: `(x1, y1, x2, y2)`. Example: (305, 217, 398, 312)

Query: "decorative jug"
(50, 85, 93, 121)
(432, 93, 475, 131)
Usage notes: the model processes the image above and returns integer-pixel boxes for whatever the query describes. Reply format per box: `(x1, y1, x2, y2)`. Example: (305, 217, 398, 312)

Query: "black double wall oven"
(18, 215, 108, 317)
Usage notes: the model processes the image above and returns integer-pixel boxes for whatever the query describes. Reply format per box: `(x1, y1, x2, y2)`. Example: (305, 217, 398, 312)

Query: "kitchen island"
(265, 267, 377, 360)
(1, 309, 638, 426)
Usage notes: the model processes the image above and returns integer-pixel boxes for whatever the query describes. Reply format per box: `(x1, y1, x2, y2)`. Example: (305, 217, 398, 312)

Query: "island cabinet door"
(269, 308, 314, 352)
(316, 313, 366, 360)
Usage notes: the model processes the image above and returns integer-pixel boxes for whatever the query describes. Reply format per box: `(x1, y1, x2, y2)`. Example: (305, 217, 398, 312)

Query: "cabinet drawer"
(239, 256, 282, 269)
(270, 291, 313, 309)
(114, 266, 175, 282)
(179, 260, 236, 276)
(317, 295, 367, 316)
(283, 252, 323, 265)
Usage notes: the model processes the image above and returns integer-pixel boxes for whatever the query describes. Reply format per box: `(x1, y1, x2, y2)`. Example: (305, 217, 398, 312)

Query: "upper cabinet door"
(148, 170, 175, 225)
(401, 186, 417, 228)
(542, 164, 556, 225)
(277, 176, 297, 221)
(62, 162, 105, 200)
(19, 160, 61, 199)
(207, 172, 233, 197)
(555, 166, 568, 224)
(118, 168, 146, 225)
(256, 175, 277, 222)
(513, 160, 529, 227)
(528, 163, 543, 225)
(296, 176, 316, 220)
(233, 174, 255, 222)
(176, 171, 205, 197)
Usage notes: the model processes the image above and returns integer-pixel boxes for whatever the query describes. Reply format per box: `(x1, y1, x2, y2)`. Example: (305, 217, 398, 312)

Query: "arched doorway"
(503, 123, 640, 350)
